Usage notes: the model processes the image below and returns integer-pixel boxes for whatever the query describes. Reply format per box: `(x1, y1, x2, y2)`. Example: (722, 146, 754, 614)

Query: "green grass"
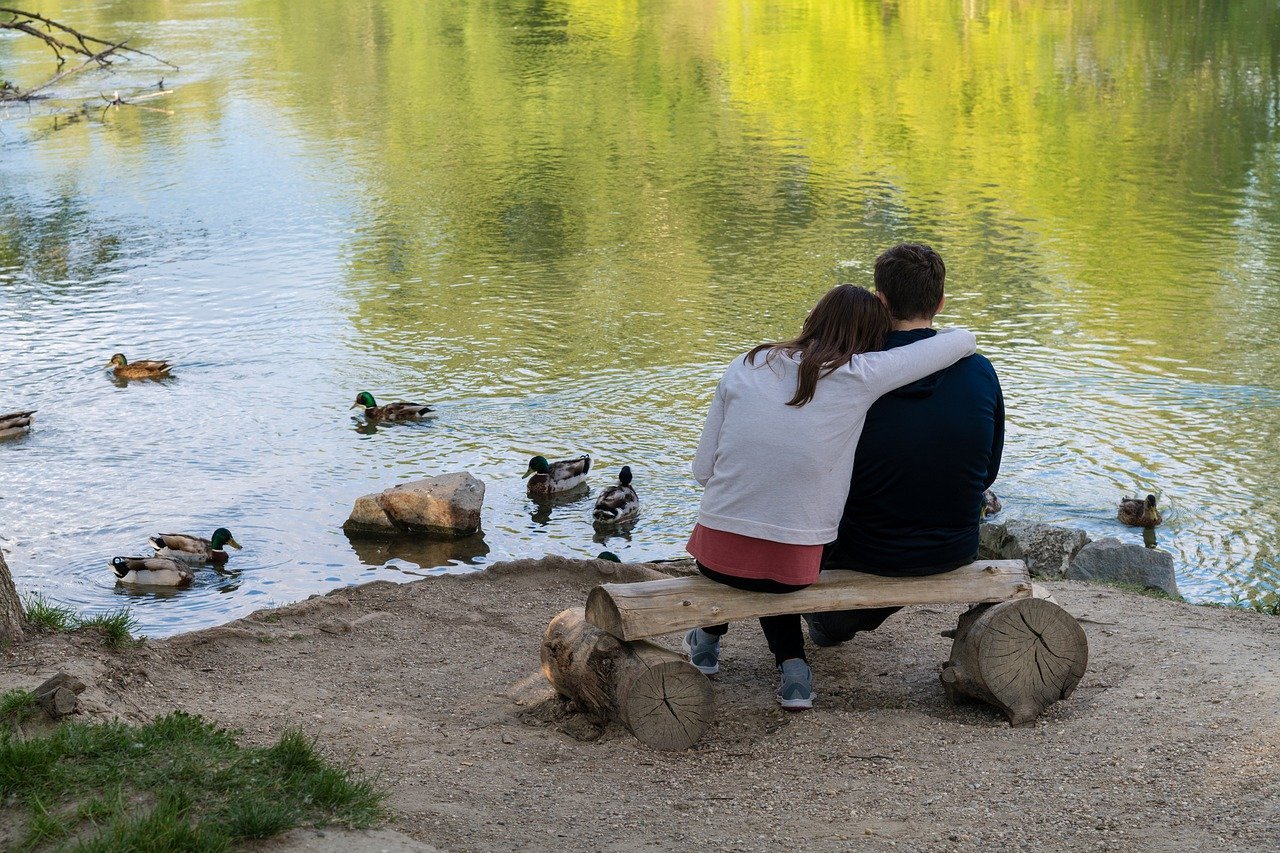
(20, 594, 140, 647)
(0, 689, 39, 727)
(77, 609, 139, 649)
(22, 594, 78, 632)
(1098, 580, 1184, 602)
(0, 712, 383, 851)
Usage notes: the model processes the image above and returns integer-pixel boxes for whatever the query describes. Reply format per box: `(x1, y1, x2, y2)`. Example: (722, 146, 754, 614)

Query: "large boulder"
(1066, 537, 1179, 598)
(979, 521, 1089, 580)
(344, 472, 485, 540)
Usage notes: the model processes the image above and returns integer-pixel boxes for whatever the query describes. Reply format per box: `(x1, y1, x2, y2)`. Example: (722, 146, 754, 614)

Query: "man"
(807, 242, 1004, 644)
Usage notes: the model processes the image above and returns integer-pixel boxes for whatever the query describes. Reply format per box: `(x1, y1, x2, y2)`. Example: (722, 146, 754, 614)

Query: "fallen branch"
(0, 7, 178, 68)
(0, 8, 177, 103)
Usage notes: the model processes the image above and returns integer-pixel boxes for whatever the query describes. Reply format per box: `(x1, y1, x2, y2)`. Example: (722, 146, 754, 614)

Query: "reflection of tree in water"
(0, 194, 126, 287)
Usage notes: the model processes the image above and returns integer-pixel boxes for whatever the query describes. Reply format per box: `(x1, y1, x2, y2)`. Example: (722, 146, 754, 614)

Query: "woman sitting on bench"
(683, 284, 975, 709)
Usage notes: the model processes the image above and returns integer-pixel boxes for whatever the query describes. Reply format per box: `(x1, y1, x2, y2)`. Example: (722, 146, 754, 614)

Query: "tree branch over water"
(1, 7, 177, 102)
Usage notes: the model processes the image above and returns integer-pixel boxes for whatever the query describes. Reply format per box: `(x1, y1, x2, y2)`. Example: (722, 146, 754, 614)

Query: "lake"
(2, 0, 1278, 636)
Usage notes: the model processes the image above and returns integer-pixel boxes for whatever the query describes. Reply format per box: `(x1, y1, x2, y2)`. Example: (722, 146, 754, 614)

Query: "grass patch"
(0, 712, 382, 851)
(0, 689, 39, 728)
(77, 609, 139, 649)
(22, 594, 78, 632)
(19, 594, 140, 648)
(1098, 580, 1183, 602)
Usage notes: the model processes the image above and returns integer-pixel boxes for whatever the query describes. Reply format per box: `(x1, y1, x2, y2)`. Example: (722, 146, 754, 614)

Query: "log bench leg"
(541, 608, 713, 750)
(940, 598, 1088, 726)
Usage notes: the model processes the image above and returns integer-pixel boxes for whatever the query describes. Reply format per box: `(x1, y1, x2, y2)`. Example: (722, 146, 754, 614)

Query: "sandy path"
(3, 557, 1278, 851)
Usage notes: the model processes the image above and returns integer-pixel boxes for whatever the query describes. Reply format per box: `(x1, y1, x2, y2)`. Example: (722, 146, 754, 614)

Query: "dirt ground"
(3, 556, 1278, 851)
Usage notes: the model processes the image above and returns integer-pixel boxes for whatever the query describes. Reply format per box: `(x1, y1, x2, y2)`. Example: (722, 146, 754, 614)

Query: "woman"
(684, 284, 976, 709)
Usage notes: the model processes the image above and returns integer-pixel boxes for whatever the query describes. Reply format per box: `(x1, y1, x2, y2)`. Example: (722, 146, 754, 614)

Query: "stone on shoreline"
(1066, 537, 1179, 598)
(344, 472, 485, 540)
(979, 520, 1089, 580)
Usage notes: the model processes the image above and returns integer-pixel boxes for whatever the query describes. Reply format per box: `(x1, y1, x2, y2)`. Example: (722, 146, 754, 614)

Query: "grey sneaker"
(776, 659, 815, 710)
(682, 628, 720, 675)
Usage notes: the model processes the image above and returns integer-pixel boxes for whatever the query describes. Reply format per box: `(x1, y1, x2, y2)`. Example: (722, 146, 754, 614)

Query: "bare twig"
(0, 7, 178, 69)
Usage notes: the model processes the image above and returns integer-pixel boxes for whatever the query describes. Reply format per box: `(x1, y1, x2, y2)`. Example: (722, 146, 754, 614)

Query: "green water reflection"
(2, 0, 1279, 630)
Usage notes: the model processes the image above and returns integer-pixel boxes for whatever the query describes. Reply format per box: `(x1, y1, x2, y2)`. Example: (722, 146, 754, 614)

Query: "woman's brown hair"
(746, 285, 890, 407)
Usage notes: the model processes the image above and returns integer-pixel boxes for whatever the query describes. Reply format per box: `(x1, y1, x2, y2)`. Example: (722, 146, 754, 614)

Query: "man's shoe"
(682, 628, 720, 675)
(776, 658, 815, 711)
(803, 613, 841, 647)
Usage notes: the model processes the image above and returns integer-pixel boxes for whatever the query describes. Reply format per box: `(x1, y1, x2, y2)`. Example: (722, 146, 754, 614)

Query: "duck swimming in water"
(108, 353, 172, 379)
(0, 410, 35, 439)
(524, 454, 590, 496)
(111, 556, 194, 587)
(350, 391, 437, 421)
(149, 528, 242, 565)
(1118, 494, 1162, 528)
(593, 466, 639, 524)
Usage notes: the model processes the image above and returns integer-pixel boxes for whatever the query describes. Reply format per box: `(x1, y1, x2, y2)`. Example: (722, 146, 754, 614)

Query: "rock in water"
(344, 472, 485, 539)
(979, 521, 1089, 580)
(1066, 537, 1179, 598)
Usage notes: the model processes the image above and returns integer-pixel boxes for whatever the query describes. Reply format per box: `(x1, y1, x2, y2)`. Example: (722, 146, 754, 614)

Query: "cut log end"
(542, 608, 712, 750)
(942, 598, 1088, 726)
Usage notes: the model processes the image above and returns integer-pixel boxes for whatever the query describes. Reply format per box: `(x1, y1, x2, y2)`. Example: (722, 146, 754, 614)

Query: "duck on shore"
(0, 410, 35, 439)
(111, 556, 194, 587)
(350, 391, 437, 421)
(108, 353, 172, 379)
(149, 528, 242, 565)
(524, 454, 590, 496)
(1118, 494, 1162, 528)
(980, 488, 1002, 518)
(593, 466, 639, 524)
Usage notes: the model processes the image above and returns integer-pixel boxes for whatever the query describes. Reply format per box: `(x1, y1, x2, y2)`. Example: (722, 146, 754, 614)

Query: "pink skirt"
(686, 523, 823, 587)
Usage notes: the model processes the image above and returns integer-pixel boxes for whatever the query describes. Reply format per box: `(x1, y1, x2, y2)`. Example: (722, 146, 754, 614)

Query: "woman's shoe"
(776, 658, 815, 710)
(682, 628, 721, 675)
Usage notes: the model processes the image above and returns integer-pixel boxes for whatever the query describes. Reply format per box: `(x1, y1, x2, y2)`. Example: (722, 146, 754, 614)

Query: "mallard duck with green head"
(0, 410, 35, 439)
(593, 466, 639, 524)
(524, 454, 590, 495)
(108, 353, 172, 379)
(111, 556, 194, 587)
(148, 528, 242, 565)
(1118, 494, 1162, 528)
(350, 391, 437, 421)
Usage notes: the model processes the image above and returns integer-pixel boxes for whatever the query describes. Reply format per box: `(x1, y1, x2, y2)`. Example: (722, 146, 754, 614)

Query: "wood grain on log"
(940, 598, 1087, 726)
(33, 672, 86, 719)
(541, 608, 712, 750)
(586, 561, 1031, 641)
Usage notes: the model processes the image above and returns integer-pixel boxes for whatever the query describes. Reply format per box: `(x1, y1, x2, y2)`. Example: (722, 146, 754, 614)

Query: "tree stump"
(940, 598, 1087, 726)
(33, 672, 86, 719)
(0, 550, 24, 643)
(541, 608, 713, 750)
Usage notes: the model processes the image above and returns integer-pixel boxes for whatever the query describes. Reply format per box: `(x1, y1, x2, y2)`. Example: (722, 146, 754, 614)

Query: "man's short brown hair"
(873, 243, 946, 321)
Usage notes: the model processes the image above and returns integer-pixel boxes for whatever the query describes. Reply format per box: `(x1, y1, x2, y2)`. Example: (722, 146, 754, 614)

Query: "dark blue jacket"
(823, 329, 1004, 576)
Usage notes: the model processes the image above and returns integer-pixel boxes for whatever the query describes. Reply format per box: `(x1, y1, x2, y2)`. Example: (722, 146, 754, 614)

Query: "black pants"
(697, 563, 809, 666)
(806, 606, 900, 643)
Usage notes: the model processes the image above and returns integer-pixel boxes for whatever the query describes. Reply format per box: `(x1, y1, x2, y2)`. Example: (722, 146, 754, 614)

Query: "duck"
(108, 353, 172, 379)
(350, 391, 437, 421)
(148, 528, 242, 565)
(1118, 494, 1162, 528)
(980, 488, 1002, 518)
(524, 454, 590, 495)
(110, 556, 194, 587)
(0, 410, 35, 439)
(593, 466, 639, 524)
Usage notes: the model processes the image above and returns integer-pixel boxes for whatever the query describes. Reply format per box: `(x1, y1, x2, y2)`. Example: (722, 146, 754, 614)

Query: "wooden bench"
(541, 560, 1088, 750)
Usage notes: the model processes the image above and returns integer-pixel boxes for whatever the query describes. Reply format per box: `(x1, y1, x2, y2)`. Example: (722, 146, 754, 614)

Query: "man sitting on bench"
(807, 243, 1005, 644)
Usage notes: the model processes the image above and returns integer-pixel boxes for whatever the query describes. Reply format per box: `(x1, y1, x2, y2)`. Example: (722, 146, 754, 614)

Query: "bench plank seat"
(585, 560, 1032, 641)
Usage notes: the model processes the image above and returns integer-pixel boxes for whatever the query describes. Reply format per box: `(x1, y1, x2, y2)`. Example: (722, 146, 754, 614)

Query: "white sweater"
(692, 329, 978, 545)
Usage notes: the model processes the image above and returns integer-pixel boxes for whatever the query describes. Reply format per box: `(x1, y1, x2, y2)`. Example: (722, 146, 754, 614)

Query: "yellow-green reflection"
(2, 0, 1278, 634)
